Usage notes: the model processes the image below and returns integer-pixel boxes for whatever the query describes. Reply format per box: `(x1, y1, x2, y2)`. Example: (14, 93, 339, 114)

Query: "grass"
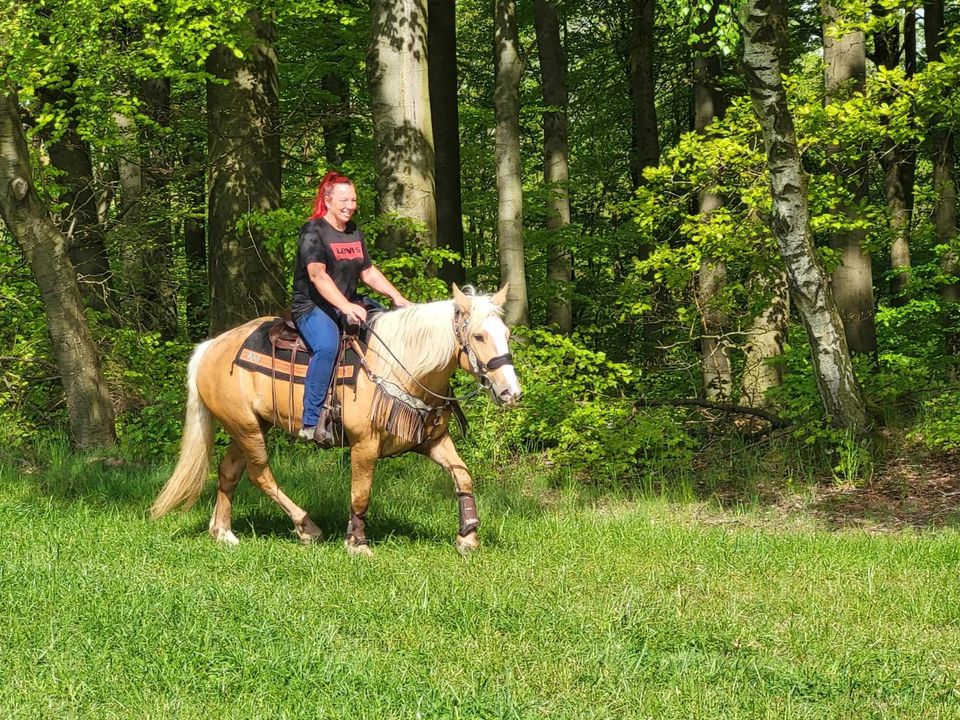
(1, 442, 960, 718)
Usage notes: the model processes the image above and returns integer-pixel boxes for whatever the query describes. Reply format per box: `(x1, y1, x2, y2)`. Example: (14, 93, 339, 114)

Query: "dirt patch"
(804, 446, 960, 532)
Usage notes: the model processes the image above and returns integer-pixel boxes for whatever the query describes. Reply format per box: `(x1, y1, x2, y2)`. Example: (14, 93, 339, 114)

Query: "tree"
(822, 0, 876, 355)
(694, 0, 731, 400)
(428, 0, 466, 286)
(628, 0, 659, 188)
(924, 0, 959, 360)
(36, 79, 113, 315)
(115, 77, 178, 339)
(368, 0, 438, 256)
(0, 86, 116, 449)
(740, 0, 867, 432)
(534, 0, 573, 333)
(873, 4, 916, 305)
(494, 0, 529, 325)
(206, 9, 287, 334)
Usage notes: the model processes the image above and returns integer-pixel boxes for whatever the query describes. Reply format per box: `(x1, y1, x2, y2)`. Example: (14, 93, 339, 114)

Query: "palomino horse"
(150, 285, 521, 555)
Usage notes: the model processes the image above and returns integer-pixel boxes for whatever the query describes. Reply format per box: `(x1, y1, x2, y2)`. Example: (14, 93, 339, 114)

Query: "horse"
(149, 284, 521, 556)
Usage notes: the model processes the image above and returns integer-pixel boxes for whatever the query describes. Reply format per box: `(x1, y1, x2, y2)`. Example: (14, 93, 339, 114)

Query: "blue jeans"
(295, 306, 341, 428)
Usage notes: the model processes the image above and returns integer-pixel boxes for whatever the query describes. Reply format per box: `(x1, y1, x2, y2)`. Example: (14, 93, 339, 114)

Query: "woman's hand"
(393, 295, 412, 308)
(339, 302, 368, 325)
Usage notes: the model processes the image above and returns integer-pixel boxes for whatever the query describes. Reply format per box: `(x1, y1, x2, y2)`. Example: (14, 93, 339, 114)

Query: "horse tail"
(150, 339, 216, 519)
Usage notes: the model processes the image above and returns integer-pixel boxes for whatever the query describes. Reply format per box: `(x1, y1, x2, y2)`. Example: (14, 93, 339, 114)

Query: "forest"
(3, 0, 960, 716)
(2, 0, 959, 482)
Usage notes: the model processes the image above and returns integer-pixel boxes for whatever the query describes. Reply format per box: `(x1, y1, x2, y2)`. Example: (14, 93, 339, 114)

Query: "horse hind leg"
(236, 428, 324, 544)
(208, 441, 245, 545)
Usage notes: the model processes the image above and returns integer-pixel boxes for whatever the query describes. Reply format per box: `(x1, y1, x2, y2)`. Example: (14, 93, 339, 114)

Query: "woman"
(292, 170, 410, 445)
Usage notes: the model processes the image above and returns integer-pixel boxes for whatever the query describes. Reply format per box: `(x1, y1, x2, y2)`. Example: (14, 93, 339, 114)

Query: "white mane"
(368, 289, 505, 380)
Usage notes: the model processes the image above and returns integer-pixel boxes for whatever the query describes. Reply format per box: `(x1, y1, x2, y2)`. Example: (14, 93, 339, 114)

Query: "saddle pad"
(232, 319, 370, 387)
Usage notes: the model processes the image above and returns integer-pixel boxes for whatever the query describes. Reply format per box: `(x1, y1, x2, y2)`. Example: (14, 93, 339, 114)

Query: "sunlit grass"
(1, 443, 959, 718)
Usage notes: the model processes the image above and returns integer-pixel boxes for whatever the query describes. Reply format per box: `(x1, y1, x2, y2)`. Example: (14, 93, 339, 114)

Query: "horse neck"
(368, 305, 460, 402)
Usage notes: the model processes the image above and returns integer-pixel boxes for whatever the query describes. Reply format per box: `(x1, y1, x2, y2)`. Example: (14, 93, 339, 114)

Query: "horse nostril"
(499, 388, 521, 405)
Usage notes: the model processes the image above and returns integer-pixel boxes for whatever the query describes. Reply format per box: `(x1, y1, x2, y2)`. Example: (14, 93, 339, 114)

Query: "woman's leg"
(296, 307, 341, 428)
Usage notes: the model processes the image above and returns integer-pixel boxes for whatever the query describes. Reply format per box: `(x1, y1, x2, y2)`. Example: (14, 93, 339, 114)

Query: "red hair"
(310, 170, 354, 219)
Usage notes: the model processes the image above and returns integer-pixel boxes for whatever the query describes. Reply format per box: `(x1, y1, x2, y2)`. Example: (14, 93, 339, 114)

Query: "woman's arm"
(360, 265, 411, 307)
(308, 262, 368, 323)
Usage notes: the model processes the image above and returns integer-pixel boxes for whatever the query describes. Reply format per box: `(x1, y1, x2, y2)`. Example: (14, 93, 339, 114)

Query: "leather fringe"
(370, 384, 430, 444)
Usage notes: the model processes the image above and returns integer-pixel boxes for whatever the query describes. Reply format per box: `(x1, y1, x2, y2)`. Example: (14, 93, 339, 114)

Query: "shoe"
(298, 426, 316, 441)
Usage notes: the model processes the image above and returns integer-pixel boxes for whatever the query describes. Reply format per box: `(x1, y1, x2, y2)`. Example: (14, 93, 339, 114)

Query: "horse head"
(452, 284, 522, 406)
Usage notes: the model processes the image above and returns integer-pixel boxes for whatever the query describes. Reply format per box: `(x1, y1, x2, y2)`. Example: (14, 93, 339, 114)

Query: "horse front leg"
(346, 439, 379, 557)
(418, 433, 480, 555)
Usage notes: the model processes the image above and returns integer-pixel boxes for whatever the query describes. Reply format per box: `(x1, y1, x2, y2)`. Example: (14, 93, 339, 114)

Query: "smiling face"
(324, 182, 357, 229)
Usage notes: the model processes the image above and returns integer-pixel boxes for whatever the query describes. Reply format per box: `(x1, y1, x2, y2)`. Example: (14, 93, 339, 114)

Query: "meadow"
(2, 443, 960, 719)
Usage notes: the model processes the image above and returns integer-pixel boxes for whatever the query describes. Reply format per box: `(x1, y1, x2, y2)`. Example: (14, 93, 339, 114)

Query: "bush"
(463, 328, 696, 482)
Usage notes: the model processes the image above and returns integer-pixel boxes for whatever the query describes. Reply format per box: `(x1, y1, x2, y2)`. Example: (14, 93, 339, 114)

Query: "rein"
(358, 319, 480, 404)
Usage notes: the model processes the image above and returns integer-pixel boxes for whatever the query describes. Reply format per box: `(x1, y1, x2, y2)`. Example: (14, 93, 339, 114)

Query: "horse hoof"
(297, 527, 324, 544)
(344, 539, 373, 558)
(211, 528, 240, 546)
(455, 533, 479, 556)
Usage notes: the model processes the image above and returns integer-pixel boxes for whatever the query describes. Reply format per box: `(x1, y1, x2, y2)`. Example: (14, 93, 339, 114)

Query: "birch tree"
(0, 86, 116, 449)
(740, 0, 867, 432)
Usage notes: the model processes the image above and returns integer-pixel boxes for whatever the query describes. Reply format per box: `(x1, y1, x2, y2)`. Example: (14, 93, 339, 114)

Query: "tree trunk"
(322, 73, 351, 167)
(116, 78, 178, 339)
(534, 0, 572, 333)
(741, 273, 789, 409)
(628, 0, 659, 188)
(428, 0, 466, 287)
(694, 2, 730, 400)
(0, 87, 116, 449)
(183, 141, 207, 341)
(874, 6, 915, 305)
(924, 0, 960, 361)
(206, 10, 287, 334)
(368, 0, 438, 256)
(494, 0, 529, 326)
(823, 1, 876, 354)
(740, 0, 867, 432)
(36, 82, 113, 314)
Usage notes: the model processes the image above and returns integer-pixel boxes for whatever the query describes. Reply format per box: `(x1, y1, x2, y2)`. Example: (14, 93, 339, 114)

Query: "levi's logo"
(331, 241, 363, 260)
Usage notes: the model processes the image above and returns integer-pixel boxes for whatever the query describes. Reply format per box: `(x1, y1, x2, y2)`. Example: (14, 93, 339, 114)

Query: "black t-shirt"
(291, 218, 373, 319)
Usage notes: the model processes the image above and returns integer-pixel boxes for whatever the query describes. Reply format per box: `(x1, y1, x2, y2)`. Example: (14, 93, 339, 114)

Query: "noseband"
(453, 308, 514, 387)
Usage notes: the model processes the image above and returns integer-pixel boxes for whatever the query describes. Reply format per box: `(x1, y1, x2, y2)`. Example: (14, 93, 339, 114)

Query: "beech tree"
(822, 0, 876, 355)
(368, 0, 438, 255)
(428, 0, 466, 286)
(494, 0, 529, 326)
(206, 9, 287, 334)
(694, 0, 731, 401)
(534, 0, 573, 333)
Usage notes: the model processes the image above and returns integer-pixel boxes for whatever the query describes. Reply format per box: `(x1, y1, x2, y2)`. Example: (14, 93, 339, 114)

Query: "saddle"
(267, 311, 307, 355)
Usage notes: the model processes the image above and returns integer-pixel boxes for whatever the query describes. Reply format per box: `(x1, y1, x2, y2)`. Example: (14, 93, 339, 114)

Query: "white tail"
(150, 340, 216, 519)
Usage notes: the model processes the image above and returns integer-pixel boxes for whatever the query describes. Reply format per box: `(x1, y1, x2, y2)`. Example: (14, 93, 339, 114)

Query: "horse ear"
(491, 283, 509, 307)
(452, 283, 471, 312)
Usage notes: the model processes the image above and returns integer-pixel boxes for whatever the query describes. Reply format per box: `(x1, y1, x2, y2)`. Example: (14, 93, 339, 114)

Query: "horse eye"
(473, 334, 484, 341)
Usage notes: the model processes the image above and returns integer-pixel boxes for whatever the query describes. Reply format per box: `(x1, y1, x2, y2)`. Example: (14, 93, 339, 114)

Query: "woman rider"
(293, 170, 410, 445)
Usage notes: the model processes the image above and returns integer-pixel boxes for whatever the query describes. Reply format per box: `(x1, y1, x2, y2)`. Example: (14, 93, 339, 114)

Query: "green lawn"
(1, 445, 959, 719)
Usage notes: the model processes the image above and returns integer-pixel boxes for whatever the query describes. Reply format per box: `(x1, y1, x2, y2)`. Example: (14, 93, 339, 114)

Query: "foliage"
(465, 329, 696, 481)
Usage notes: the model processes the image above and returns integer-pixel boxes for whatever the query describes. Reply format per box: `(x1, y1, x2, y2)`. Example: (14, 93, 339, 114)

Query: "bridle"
(452, 307, 514, 391)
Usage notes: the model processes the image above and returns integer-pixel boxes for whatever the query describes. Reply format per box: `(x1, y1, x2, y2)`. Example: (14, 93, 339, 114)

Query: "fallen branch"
(634, 397, 788, 429)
